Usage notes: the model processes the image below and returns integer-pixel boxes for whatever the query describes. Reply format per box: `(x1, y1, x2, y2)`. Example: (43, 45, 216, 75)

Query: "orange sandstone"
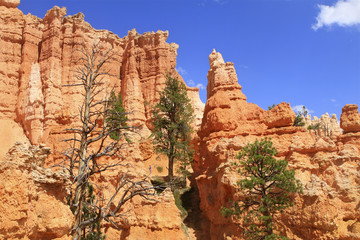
(194, 50, 360, 240)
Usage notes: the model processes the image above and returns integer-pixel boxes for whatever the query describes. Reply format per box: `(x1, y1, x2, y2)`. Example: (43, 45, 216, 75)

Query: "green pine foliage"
(293, 115, 305, 126)
(68, 183, 106, 240)
(81, 184, 106, 240)
(268, 104, 276, 110)
(151, 75, 194, 182)
(106, 91, 128, 141)
(293, 106, 308, 127)
(221, 138, 302, 240)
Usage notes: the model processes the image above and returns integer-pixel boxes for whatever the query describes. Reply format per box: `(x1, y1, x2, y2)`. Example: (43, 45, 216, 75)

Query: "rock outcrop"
(0, 3, 204, 147)
(0, 142, 187, 240)
(340, 104, 360, 133)
(0, 2, 197, 239)
(195, 50, 360, 240)
(1, 2, 359, 240)
(0, 142, 72, 240)
(304, 113, 342, 137)
(264, 102, 295, 128)
(0, 0, 20, 8)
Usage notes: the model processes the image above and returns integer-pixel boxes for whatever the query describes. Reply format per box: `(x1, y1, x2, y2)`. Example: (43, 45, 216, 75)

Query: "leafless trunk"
(59, 42, 157, 239)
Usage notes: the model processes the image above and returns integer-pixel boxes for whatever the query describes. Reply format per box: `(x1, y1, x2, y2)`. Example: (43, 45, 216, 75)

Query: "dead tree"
(61, 42, 157, 240)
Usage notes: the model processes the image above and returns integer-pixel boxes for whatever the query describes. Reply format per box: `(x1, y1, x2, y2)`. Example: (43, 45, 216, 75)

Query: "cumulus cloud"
(198, 0, 226, 6)
(196, 83, 206, 90)
(213, 0, 226, 4)
(175, 66, 187, 75)
(312, 0, 360, 30)
(187, 80, 206, 90)
(292, 105, 314, 114)
(188, 79, 195, 86)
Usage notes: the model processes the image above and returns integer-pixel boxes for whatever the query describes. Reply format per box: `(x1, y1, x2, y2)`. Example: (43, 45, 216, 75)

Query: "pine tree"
(106, 91, 128, 141)
(151, 75, 194, 183)
(293, 106, 308, 127)
(221, 138, 302, 240)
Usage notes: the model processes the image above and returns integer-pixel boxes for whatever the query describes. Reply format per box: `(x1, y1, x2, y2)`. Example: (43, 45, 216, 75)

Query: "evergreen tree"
(106, 91, 128, 141)
(81, 184, 106, 240)
(151, 75, 194, 182)
(221, 138, 302, 240)
(293, 106, 308, 127)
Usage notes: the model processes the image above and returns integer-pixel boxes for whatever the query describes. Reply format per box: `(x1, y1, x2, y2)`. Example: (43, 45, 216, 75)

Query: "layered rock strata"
(0, 2, 198, 239)
(0, 2, 204, 148)
(0, 142, 72, 240)
(195, 50, 360, 240)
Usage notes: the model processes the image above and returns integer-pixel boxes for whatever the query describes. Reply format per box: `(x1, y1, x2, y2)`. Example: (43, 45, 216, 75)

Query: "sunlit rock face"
(0, 3, 203, 147)
(0, 2, 196, 239)
(195, 50, 360, 240)
(0, 142, 73, 240)
(341, 104, 360, 134)
(304, 113, 342, 138)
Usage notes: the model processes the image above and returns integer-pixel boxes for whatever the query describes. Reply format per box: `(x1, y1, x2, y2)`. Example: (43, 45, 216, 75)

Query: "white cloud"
(198, 0, 226, 6)
(239, 64, 249, 69)
(175, 66, 187, 75)
(213, 0, 226, 4)
(331, 98, 337, 102)
(187, 79, 195, 86)
(196, 83, 206, 90)
(187, 80, 206, 90)
(292, 105, 314, 114)
(312, 0, 360, 30)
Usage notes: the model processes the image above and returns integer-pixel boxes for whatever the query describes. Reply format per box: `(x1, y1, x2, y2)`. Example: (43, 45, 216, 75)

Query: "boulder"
(340, 104, 360, 133)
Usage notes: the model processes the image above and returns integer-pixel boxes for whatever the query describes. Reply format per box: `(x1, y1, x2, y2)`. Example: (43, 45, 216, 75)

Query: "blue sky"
(19, 0, 360, 119)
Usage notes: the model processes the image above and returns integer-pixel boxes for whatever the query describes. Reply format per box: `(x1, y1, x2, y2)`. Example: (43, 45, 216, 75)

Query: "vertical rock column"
(39, 7, 66, 138)
(121, 30, 147, 130)
(17, 15, 44, 144)
(24, 63, 44, 144)
(0, 2, 24, 119)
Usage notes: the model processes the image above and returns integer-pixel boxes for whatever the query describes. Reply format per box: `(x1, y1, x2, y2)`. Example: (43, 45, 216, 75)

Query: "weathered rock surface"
(0, 0, 20, 8)
(264, 102, 295, 128)
(0, 142, 187, 240)
(0, 142, 72, 240)
(1, 1, 359, 240)
(0, 3, 203, 147)
(304, 113, 342, 137)
(195, 50, 360, 240)
(340, 104, 360, 133)
(0, 2, 195, 239)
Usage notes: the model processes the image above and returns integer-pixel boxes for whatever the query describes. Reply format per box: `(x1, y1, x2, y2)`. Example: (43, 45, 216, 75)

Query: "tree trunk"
(168, 155, 174, 182)
(168, 139, 175, 182)
(72, 85, 91, 240)
(262, 186, 273, 237)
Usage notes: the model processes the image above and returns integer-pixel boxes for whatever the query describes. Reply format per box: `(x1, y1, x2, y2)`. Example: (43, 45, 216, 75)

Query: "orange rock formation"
(0, 2, 203, 147)
(0, 2, 198, 239)
(1, 1, 359, 240)
(340, 104, 360, 134)
(194, 50, 360, 240)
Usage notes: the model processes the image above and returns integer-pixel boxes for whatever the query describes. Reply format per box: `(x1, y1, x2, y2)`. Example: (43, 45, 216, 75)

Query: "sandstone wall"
(0, 2, 204, 149)
(195, 50, 360, 240)
(0, 1, 199, 239)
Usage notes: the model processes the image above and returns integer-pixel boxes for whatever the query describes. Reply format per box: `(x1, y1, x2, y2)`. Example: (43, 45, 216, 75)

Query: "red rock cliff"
(0, 2, 203, 150)
(195, 50, 360, 240)
(0, 2, 200, 239)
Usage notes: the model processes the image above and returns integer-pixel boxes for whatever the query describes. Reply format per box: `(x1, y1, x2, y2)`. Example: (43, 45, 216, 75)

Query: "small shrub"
(173, 187, 191, 220)
(268, 104, 276, 110)
(150, 177, 167, 194)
